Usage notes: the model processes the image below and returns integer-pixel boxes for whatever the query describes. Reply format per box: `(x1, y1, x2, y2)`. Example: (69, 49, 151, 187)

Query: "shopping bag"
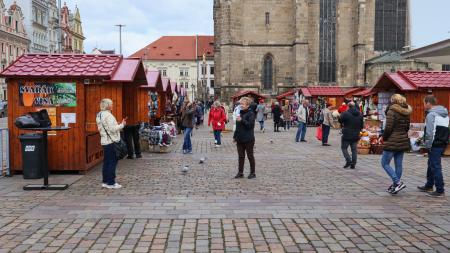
(316, 126, 323, 141)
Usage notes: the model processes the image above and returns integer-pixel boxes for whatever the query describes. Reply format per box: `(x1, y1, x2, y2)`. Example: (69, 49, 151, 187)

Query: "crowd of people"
(96, 94, 449, 197)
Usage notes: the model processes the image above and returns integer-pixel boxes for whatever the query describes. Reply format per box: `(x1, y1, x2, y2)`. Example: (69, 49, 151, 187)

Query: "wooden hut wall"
(136, 88, 150, 123)
(405, 90, 449, 123)
(122, 84, 140, 125)
(8, 79, 87, 172)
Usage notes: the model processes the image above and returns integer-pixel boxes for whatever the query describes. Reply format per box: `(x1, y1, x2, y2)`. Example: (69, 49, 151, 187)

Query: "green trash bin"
(19, 134, 44, 179)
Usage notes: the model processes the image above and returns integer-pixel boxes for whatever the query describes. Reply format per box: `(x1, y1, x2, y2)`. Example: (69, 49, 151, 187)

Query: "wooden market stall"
(373, 71, 450, 123)
(137, 70, 164, 123)
(299, 86, 346, 107)
(0, 54, 147, 173)
(276, 89, 299, 102)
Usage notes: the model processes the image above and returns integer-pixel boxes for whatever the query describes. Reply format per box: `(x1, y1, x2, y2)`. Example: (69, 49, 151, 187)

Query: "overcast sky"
(23, 0, 450, 56)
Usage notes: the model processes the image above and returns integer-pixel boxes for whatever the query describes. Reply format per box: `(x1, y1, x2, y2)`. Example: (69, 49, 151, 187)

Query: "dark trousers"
(425, 147, 445, 193)
(284, 120, 291, 130)
(214, 130, 222, 145)
(124, 125, 141, 157)
(274, 119, 280, 132)
(102, 143, 118, 185)
(341, 139, 358, 165)
(237, 141, 255, 175)
(322, 124, 330, 144)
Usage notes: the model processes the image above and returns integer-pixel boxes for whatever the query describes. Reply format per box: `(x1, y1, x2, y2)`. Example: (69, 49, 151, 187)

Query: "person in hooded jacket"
(272, 102, 282, 132)
(338, 102, 364, 169)
(380, 94, 412, 194)
(417, 95, 449, 197)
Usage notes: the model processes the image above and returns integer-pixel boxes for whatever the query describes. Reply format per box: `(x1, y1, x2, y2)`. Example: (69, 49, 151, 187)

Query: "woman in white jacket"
(96, 98, 126, 189)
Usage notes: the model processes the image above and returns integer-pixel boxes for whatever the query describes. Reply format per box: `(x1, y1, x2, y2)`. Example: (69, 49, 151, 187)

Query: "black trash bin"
(19, 134, 44, 179)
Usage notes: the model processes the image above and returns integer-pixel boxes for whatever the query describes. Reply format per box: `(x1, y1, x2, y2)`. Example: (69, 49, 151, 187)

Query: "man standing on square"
(295, 99, 309, 142)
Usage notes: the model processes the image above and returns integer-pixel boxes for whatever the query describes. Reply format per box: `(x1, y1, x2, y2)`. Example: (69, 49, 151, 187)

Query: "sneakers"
(248, 174, 256, 179)
(104, 183, 122, 189)
(343, 162, 351, 169)
(417, 186, 433, 192)
(215, 144, 221, 148)
(427, 191, 445, 198)
(234, 173, 244, 179)
(102, 183, 108, 188)
(387, 184, 395, 193)
(322, 143, 331, 146)
(390, 182, 406, 194)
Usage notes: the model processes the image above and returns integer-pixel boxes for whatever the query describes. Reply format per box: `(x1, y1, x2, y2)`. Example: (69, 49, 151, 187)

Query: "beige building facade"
(214, 0, 410, 99)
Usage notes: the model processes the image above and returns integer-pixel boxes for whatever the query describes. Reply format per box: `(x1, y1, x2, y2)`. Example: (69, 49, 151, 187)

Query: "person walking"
(181, 102, 195, 154)
(417, 95, 449, 197)
(338, 102, 364, 169)
(208, 101, 227, 147)
(256, 100, 266, 132)
(380, 94, 412, 194)
(283, 100, 292, 131)
(321, 103, 334, 146)
(272, 102, 282, 132)
(96, 98, 126, 189)
(233, 97, 256, 179)
(295, 99, 309, 142)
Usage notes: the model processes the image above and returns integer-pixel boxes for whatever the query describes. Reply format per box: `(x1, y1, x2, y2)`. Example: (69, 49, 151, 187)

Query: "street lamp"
(116, 24, 125, 55)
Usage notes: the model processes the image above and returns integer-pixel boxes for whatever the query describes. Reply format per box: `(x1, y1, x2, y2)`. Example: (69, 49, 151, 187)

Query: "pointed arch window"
(263, 54, 273, 90)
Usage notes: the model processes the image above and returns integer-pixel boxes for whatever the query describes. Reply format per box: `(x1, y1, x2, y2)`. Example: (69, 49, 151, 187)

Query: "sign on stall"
(19, 82, 77, 107)
(61, 113, 76, 127)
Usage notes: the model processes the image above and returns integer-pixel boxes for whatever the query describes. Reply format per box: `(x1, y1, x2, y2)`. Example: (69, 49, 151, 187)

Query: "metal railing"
(0, 128, 10, 177)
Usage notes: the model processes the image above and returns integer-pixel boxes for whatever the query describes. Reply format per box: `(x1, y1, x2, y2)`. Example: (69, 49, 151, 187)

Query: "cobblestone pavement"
(1, 120, 449, 252)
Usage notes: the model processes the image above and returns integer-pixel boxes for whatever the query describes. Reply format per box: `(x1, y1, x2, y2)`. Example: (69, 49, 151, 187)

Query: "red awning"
(276, 89, 298, 100)
(300, 87, 312, 97)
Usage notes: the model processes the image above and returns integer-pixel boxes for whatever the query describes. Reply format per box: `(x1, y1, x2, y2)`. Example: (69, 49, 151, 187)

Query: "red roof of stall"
(344, 87, 365, 96)
(0, 54, 122, 78)
(300, 87, 312, 97)
(141, 70, 162, 89)
(276, 89, 298, 100)
(307, 86, 345, 96)
(110, 58, 140, 82)
(162, 78, 170, 92)
(171, 81, 177, 93)
(354, 88, 375, 97)
(374, 71, 450, 91)
(231, 90, 267, 100)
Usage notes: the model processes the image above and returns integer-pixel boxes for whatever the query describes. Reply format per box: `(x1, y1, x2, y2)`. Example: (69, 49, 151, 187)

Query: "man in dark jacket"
(234, 97, 256, 179)
(418, 95, 449, 197)
(338, 102, 364, 169)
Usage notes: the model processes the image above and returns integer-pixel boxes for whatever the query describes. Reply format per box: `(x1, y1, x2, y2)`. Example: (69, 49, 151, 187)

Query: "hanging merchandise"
(148, 91, 159, 118)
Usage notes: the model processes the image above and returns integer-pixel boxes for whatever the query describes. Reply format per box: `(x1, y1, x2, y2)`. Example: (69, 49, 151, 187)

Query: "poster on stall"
(19, 82, 77, 107)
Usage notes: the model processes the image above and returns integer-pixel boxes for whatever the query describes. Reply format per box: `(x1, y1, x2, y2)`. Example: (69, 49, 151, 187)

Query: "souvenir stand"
(1, 54, 147, 174)
(371, 71, 450, 155)
(231, 90, 267, 104)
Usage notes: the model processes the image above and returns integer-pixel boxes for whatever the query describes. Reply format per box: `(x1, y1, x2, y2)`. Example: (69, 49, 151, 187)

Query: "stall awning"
(354, 88, 375, 97)
(374, 71, 450, 91)
(110, 58, 140, 82)
(402, 38, 450, 65)
(0, 54, 122, 78)
(344, 87, 365, 96)
(300, 87, 312, 97)
(171, 82, 178, 94)
(141, 70, 162, 90)
(304, 86, 345, 96)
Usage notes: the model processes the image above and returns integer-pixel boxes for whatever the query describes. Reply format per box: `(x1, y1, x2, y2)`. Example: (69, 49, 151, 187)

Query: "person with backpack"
(380, 94, 411, 195)
(338, 101, 364, 169)
(417, 95, 449, 197)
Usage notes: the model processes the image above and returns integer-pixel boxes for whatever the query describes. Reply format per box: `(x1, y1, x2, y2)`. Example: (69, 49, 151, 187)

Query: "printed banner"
(19, 82, 77, 107)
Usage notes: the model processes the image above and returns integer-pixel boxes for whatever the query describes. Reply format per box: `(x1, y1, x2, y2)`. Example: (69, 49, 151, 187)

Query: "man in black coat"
(338, 102, 364, 169)
(233, 97, 256, 179)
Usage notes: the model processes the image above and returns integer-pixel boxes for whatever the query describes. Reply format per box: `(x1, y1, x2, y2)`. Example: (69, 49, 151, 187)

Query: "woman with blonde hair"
(96, 98, 126, 189)
(381, 94, 412, 194)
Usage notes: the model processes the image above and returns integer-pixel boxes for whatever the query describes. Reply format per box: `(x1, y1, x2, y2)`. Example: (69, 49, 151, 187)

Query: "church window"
(262, 54, 273, 90)
(265, 12, 270, 25)
(375, 0, 407, 51)
(319, 0, 337, 83)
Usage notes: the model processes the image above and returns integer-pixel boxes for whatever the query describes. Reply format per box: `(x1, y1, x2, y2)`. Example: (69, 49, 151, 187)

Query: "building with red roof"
(130, 35, 215, 101)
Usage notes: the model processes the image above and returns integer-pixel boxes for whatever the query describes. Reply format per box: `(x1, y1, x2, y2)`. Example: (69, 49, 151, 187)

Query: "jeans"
(425, 147, 445, 193)
(259, 121, 265, 130)
(237, 141, 255, 175)
(102, 143, 118, 185)
(284, 121, 291, 130)
(183, 128, 193, 152)
(322, 124, 330, 144)
(381, 151, 404, 184)
(124, 125, 141, 157)
(214, 130, 222, 145)
(341, 139, 358, 165)
(295, 122, 307, 142)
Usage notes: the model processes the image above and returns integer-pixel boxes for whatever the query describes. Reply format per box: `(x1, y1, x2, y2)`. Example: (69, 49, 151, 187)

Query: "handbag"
(15, 114, 40, 128)
(29, 109, 52, 127)
(316, 125, 323, 141)
(100, 113, 127, 160)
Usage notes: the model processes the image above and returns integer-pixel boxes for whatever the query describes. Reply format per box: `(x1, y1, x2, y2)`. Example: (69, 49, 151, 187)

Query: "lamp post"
(202, 54, 207, 102)
(115, 24, 125, 55)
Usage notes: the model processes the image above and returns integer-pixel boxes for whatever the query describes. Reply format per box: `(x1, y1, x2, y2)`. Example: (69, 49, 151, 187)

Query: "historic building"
(60, 3, 84, 54)
(131, 35, 214, 100)
(15, 0, 50, 52)
(214, 0, 411, 99)
(0, 0, 30, 100)
(47, 0, 58, 53)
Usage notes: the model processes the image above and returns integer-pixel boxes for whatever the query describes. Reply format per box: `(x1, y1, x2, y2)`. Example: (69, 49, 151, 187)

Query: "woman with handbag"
(96, 98, 126, 189)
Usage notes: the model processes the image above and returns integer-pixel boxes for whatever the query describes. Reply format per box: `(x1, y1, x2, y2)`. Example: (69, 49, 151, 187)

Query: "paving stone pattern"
(0, 120, 449, 252)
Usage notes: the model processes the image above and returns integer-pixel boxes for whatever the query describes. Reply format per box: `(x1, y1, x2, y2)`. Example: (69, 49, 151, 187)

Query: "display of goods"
(371, 144, 384, 155)
(360, 130, 369, 137)
(358, 139, 371, 148)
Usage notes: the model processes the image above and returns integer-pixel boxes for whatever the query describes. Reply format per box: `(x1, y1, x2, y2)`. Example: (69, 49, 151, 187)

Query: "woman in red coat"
(208, 101, 227, 147)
